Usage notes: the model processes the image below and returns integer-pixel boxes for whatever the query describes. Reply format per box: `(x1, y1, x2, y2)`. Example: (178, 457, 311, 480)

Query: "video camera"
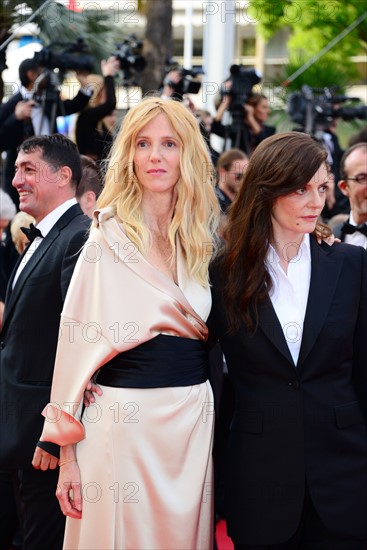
(33, 39, 95, 73)
(164, 59, 204, 98)
(287, 85, 367, 136)
(114, 34, 146, 81)
(222, 64, 262, 116)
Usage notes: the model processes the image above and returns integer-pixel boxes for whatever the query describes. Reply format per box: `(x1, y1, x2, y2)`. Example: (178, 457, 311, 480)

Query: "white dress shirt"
(21, 85, 51, 136)
(12, 198, 77, 288)
(266, 235, 312, 365)
(343, 212, 367, 249)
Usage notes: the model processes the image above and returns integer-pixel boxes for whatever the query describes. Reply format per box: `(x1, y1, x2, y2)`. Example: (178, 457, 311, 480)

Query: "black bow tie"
(20, 223, 44, 243)
(341, 222, 367, 237)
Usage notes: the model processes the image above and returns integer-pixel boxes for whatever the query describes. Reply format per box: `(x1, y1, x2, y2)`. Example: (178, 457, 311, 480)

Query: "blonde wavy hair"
(97, 97, 220, 286)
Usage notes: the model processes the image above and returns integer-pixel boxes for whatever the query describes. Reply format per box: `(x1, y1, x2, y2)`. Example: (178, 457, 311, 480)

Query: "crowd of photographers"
(0, 48, 366, 333)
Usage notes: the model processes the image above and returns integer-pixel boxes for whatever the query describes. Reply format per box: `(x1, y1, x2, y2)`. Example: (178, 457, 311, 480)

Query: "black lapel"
(258, 297, 294, 365)
(297, 238, 343, 367)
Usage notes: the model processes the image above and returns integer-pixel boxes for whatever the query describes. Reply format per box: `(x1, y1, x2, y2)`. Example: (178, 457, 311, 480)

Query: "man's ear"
(59, 166, 73, 189)
(338, 179, 350, 197)
(85, 190, 97, 208)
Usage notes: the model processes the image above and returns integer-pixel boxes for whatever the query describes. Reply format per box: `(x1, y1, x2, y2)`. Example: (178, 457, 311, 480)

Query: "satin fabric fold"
(39, 208, 214, 549)
(40, 207, 210, 446)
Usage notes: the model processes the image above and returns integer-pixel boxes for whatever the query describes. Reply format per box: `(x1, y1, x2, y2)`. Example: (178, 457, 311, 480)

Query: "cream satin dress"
(40, 209, 214, 550)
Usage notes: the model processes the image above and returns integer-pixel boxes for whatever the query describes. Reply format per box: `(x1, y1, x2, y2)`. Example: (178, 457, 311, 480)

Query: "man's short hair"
(18, 58, 40, 87)
(18, 134, 83, 188)
(76, 155, 104, 199)
(339, 142, 367, 180)
(216, 148, 248, 172)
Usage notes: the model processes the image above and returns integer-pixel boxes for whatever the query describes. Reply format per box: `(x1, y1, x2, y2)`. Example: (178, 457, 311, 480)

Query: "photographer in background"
(75, 56, 120, 162)
(211, 67, 275, 155)
(245, 93, 276, 150)
(287, 85, 366, 219)
(160, 62, 202, 101)
(0, 57, 92, 208)
(319, 119, 348, 219)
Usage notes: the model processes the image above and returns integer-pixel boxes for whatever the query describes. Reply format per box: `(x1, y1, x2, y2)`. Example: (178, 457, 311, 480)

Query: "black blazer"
(0, 204, 90, 469)
(209, 238, 367, 545)
(76, 75, 116, 161)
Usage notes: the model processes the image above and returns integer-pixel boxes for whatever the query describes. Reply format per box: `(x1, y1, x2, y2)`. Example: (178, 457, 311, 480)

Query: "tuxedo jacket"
(333, 218, 367, 248)
(0, 204, 90, 469)
(209, 238, 367, 545)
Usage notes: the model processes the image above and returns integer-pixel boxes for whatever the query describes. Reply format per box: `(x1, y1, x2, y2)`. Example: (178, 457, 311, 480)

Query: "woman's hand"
(83, 378, 103, 407)
(57, 459, 82, 519)
(243, 103, 262, 134)
(101, 56, 120, 77)
(314, 221, 341, 245)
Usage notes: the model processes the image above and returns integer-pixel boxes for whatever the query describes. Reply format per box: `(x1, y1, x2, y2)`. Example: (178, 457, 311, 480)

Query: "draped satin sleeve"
(40, 207, 209, 447)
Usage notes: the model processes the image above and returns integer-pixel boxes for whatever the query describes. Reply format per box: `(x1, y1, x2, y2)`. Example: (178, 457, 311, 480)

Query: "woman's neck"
(141, 192, 177, 237)
(271, 232, 306, 275)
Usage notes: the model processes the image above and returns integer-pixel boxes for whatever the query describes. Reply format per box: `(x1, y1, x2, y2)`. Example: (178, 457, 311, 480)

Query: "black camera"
(114, 35, 146, 80)
(33, 39, 95, 73)
(164, 60, 204, 98)
(224, 64, 262, 116)
(287, 85, 367, 135)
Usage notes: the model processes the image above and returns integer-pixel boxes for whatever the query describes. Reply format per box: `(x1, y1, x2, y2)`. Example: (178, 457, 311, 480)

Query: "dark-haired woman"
(209, 131, 367, 549)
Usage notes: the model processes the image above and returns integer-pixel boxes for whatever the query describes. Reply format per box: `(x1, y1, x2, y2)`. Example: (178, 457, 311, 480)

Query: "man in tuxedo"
(335, 142, 367, 248)
(0, 134, 90, 550)
(0, 57, 92, 208)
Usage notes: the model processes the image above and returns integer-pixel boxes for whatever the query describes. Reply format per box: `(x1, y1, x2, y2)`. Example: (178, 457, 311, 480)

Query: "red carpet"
(216, 519, 234, 550)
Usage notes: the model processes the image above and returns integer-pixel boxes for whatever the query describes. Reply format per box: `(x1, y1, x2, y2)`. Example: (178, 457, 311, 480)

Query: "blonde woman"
(10, 211, 36, 254)
(34, 97, 219, 549)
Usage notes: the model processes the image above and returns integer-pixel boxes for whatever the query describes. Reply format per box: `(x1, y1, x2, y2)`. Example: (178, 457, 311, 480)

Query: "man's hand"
(32, 446, 59, 471)
(0, 301, 4, 331)
(83, 378, 103, 407)
(15, 100, 35, 121)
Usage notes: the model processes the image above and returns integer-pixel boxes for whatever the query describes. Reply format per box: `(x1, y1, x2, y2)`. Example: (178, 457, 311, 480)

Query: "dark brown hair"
(76, 155, 103, 199)
(221, 131, 328, 331)
(245, 93, 267, 108)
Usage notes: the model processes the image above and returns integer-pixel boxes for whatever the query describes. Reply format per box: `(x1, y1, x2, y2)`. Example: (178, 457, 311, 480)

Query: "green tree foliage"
(249, 0, 366, 88)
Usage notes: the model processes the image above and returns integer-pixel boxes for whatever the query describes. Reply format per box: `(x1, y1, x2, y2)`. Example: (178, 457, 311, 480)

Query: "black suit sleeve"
(353, 246, 367, 421)
(36, 440, 60, 458)
(0, 94, 27, 151)
(58, 90, 91, 117)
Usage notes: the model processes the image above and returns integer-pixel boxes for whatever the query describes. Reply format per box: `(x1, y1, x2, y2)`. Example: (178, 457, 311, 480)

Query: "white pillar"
(201, 0, 236, 115)
(183, 2, 193, 69)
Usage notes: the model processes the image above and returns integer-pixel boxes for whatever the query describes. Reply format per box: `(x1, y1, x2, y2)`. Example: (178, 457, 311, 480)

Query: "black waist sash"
(96, 334, 208, 388)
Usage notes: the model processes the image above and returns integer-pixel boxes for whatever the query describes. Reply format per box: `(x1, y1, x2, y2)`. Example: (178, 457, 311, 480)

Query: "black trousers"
(233, 486, 367, 550)
(10, 468, 65, 550)
(0, 470, 19, 550)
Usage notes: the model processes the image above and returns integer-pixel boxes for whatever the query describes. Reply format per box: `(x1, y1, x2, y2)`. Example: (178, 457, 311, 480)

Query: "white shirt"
(20, 84, 91, 136)
(12, 198, 77, 288)
(266, 235, 311, 365)
(343, 212, 367, 249)
(21, 85, 51, 136)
